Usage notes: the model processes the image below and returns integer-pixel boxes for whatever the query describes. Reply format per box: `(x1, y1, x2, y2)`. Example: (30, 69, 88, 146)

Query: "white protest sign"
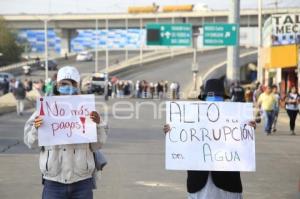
(165, 101, 255, 172)
(36, 95, 97, 146)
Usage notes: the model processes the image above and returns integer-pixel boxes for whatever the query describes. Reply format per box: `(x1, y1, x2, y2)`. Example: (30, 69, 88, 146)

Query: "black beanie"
(198, 79, 225, 100)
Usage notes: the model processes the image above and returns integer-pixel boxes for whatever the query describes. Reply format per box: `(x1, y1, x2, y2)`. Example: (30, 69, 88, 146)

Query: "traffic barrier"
(0, 52, 77, 74)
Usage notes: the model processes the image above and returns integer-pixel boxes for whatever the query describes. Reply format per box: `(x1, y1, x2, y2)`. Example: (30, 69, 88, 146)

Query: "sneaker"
(272, 128, 276, 133)
(291, 131, 296, 136)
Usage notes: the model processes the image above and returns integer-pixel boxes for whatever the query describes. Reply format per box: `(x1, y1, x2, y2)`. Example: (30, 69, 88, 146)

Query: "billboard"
(271, 14, 300, 46)
(261, 44, 299, 69)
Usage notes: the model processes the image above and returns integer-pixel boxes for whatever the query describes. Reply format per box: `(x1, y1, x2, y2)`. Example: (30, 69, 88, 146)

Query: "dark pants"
(286, 109, 299, 131)
(42, 178, 93, 199)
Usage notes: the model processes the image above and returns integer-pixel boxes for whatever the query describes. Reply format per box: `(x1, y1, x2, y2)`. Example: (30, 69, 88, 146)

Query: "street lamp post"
(95, 18, 99, 72)
(104, 18, 109, 101)
(191, 32, 199, 91)
(125, 18, 129, 62)
(44, 18, 49, 81)
(139, 18, 143, 64)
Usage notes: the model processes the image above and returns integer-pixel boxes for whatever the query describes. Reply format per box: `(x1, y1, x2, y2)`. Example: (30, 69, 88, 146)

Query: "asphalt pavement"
(0, 48, 299, 199)
(0, 98, 299, 199)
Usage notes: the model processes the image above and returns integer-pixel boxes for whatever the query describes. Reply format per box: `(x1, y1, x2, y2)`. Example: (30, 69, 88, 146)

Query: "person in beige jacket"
(24, 66, 107, 199)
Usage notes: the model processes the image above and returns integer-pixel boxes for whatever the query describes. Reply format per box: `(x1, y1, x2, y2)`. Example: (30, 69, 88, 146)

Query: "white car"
(76, 51, 93, 61)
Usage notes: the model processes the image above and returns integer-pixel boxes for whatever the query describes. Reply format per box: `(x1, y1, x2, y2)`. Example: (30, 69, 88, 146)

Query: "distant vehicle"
(0, 72, 14, 83)
(76, 51, 93, 61)
(40, 60, 58, 70)
(22, 65, 31, 75)
(90, 72, 107, 94)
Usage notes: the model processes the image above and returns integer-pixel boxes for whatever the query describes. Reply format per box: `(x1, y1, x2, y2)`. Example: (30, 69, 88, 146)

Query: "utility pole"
(257, 0, 264, 84)
(226, 0, 240, 83)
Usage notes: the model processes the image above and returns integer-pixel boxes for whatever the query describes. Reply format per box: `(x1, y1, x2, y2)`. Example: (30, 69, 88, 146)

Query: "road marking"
(135, 181, 184, 191)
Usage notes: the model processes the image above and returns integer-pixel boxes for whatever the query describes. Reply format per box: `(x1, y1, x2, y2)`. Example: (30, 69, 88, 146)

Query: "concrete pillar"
(226, 0, 240, 83)
(56, 29, 78, 56)
(276, 68, 282, 87)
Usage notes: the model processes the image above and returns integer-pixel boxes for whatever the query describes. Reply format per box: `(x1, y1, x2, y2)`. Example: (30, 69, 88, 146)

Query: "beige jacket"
(24, 111, 108, 184)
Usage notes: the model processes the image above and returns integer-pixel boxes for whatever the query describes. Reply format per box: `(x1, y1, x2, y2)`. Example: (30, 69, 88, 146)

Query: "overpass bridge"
(2, 8, 299, 55)
(3, 8, 300, 29)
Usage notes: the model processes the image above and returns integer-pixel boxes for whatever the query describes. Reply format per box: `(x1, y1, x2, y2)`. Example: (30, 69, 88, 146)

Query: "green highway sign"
(203, 23, 238, 46)
(146, 23, 192, 46)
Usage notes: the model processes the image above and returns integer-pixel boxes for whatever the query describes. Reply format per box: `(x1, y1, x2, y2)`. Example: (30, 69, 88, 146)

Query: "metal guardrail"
(0, 52, 77, 73)
(0, 48, 173, 74)
(101, 47, 224, 76)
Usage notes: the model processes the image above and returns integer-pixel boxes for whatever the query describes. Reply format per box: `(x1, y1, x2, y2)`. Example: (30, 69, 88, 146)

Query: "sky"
(0, 0, 299, 14)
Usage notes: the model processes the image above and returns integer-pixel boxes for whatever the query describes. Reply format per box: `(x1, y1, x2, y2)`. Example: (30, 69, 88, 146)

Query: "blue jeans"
(42, 178, 93, 199)
(263, 110, 274, 133)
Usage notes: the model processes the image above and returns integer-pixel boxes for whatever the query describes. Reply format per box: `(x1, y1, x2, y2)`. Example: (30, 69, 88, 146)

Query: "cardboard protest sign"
(165, 101, 255, 172)
(36, 95, 97, 146)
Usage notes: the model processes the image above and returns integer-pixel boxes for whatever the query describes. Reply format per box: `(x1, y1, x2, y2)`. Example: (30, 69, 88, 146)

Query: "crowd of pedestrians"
(0, 76, 57, 115)
(107, 80, 180, 100)
(228, 81, 300, 136)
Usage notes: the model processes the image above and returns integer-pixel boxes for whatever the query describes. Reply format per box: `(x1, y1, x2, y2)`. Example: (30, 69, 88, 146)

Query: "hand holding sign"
(163, 124, 171, 134)
(165, 101, 256, 172)
(36, 95, 97, 146)
(34, 116, 43, 129)
(90, 111, 100, 124)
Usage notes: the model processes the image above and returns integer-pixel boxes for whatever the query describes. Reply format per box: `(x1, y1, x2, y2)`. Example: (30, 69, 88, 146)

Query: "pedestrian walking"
(257, 85, 276, 135)
(285, 86, 300, 135)
(135, 80, 141, 98)
(271, 85, 280, 133)
(3, 78, 9, 94)
(24, 66, 108, 199)
(13, 82, 26, 116)
(170, 82, 177, 100)
(157, 81, 164, 100)
(244, 87, 253, 102)
(143, 80, 148, 98)
(164, 81, 169, 98)
(230, 81, 245, 102)
(176, 82, 180, 99)
(253, 83, 263, 104)
(149, 82, 155, 99)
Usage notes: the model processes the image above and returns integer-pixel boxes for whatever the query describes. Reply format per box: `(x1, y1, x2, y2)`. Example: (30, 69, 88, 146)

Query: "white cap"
(57, 66, 80, 83)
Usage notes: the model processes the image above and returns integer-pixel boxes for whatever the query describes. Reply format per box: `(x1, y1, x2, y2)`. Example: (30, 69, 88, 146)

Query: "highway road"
(16, 47, 254, 99)
(1, 47, 298, 199)
(15, 50, 139, 82)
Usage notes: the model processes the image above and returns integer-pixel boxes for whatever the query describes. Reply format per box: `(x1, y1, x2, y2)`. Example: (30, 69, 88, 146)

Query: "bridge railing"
(0, 52, 77, 75)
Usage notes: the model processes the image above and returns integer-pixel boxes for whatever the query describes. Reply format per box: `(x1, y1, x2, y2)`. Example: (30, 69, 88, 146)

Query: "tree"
(0, 16, 24, 66)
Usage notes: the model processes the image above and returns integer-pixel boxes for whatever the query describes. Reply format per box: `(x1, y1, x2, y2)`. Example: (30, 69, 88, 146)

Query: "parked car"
(0, 72, 14, 83)
(40, 60, 58, 70)
(76, 51, 93, 61)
